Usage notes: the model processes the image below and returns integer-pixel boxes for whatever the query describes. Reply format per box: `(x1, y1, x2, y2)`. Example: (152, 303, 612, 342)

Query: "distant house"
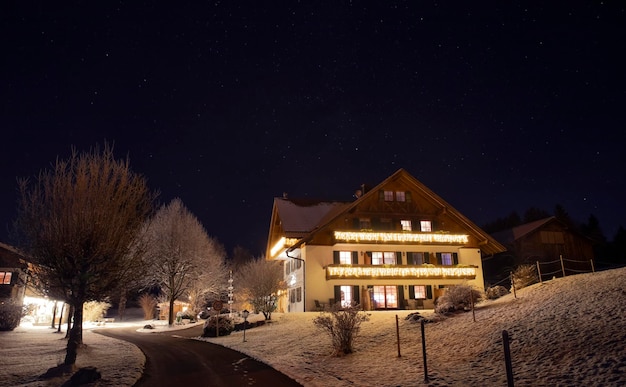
(486, 217, 595, 282)
(266, 169, 506, 312)
(0, 241, 30, 304)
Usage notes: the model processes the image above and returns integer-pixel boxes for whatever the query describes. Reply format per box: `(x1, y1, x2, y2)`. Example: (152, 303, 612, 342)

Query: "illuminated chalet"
(266, 169, 506, 312)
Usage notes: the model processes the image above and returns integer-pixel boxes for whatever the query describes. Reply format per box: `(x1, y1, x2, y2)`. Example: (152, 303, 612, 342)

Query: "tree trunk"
(65, 304, 74, 338)
(168, 297, 175, 326)
(118, 292, 127, 321)
(51, 300, 57, 329)
(64, 300, 84, 366)
(57, 303, 65, 333)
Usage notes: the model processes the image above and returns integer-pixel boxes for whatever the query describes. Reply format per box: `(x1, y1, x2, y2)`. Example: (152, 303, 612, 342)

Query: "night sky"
(2, 2, 625, 255)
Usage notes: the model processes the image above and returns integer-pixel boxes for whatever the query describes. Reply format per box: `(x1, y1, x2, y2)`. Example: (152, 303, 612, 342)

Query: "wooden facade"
(486, 217, 595, 281)
(266, 169, 506, 312)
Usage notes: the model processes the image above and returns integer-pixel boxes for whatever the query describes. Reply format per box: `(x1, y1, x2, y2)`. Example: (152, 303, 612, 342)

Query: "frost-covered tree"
(15, 143, 154, 368)
(236, 257, 286, 320)
(144, 198, 226, 325)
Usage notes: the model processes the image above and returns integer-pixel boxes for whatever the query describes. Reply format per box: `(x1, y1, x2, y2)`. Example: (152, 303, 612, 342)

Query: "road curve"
(96, 324, 302, 387)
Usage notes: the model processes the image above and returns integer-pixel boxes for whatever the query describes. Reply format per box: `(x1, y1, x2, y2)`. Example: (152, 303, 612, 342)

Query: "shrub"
(138, 294, 157, 320)
(202, 315, 234, 337)
(0, 299, 25, 331)
(435, 284, 483, 315)
(512, 264, 538, 290)
(485, 285, 510, 300)
(83, 301, 111, 322)
(313, 303, 369, 356)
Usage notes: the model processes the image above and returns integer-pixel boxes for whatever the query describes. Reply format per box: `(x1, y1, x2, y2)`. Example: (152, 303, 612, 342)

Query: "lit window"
(441, 253, 453, 265)
(396, 191, 406, 202)
(372, 286, 398, 309)
(420, 220, 432, 232)
(371, 252, 396, 265)
(413, 285, 426, 299)
(359, 218, 371, 229)
(401, 220, 412, 231)
(1, 272, 12, 285)
(384, 191, 394, 201)
(339, 251, 352, 264)
(340, 285, 352, 307)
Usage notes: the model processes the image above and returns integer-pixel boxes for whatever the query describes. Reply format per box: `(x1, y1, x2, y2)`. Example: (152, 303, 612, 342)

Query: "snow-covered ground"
(2, 267, 625, 386)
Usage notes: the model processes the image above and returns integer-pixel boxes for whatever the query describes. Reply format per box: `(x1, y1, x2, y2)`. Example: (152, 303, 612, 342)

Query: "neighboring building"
(0, 241, 30, 303)
(486, 217, 595, 282)
(266, 169, 506, 312)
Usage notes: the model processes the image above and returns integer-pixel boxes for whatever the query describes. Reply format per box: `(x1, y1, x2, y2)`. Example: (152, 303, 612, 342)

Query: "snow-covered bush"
(435, 284, 483, 315)
(202, 315, 234, 337)
(0, 299, 24, 331)
(138, 293, 157, 320)
(83, 301, 111, 322)
(512, 264, 538, 290)
(485, 285, 510, 300)
(313, 303, 369, 356)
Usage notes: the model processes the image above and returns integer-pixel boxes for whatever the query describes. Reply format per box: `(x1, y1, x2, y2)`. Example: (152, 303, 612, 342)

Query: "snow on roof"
(275, 198, 349, 234)
(491, 217, 555, 244)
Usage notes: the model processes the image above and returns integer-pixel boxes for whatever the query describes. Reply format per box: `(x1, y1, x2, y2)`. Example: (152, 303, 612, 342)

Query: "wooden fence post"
(560, 255, 566, 277)
(536, 261, 542, 284)
(502, 330, 514, 387)
(421, 319, 429, 383)
(396, 314, 401, 357)
(510, 271, 517, 299)
(590, 259, 595, 273)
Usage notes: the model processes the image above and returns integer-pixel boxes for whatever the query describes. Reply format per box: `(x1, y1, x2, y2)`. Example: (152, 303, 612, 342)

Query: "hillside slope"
(201, 267, 626, 386)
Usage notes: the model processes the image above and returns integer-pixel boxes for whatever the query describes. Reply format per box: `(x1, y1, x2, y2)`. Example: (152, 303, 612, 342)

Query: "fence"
(535, 255, 595, 283)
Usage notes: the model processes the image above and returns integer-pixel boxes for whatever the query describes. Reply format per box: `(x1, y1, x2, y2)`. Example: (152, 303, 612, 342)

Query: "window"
(290, 289, 296, 303)
(413, 285, 426, 299)
(296, 287, 302, 302)
(408, 252, 426, 264)
(371, 251, 396, 265)
(401, 220, 412, 231)
(340, 285, 352, 307)
(380, 218, 393, 230)
(441, 253, 453, 265)
(1, 272, 12, 285)
(384, 190, 394, 201)
(396, 191, 406, 202)
(420, 220, 432, 232)
(339, 251, 352, 264)
(372, 286, 398, 309)
(359, 217, 371, 229)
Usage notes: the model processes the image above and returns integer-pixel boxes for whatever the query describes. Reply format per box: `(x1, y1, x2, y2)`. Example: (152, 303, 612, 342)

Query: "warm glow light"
(334, 231, 469, 244)
(270, 237, 300, 258)
(326, 265, 476, 280)
(270, 237, 286, 257)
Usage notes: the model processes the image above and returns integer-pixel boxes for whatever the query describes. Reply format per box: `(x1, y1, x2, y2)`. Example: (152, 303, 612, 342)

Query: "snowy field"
(1, 267, 625, 386)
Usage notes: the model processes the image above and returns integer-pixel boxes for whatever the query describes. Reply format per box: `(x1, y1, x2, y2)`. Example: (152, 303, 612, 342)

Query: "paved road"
(96, 324, 302, 387)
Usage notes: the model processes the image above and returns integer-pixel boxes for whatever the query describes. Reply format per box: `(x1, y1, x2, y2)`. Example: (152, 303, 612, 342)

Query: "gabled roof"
(274, 198, 350, 237)
(491, 217, 556, 245)
(0, 241, 29, 269)
(278, 168, 506, 256)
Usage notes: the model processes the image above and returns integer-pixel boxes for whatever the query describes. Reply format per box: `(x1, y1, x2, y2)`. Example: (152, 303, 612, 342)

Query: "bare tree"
(14, 143, 154, 369)
(236, 257, 286, 320)
(144, 198, 226, 325)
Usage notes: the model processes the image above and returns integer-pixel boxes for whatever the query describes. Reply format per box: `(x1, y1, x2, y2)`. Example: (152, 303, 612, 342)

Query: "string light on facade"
(326, 265, 477, 280)
(333, 231, 469, 244)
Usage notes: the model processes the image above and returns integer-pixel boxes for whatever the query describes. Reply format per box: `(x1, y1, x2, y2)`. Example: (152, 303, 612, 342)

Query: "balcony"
(333, 231, 469, 244)
(325, 264, 477, 280)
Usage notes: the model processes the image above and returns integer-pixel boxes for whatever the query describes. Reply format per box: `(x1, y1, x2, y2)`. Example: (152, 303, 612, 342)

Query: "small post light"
(242, 309, 250, 342)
